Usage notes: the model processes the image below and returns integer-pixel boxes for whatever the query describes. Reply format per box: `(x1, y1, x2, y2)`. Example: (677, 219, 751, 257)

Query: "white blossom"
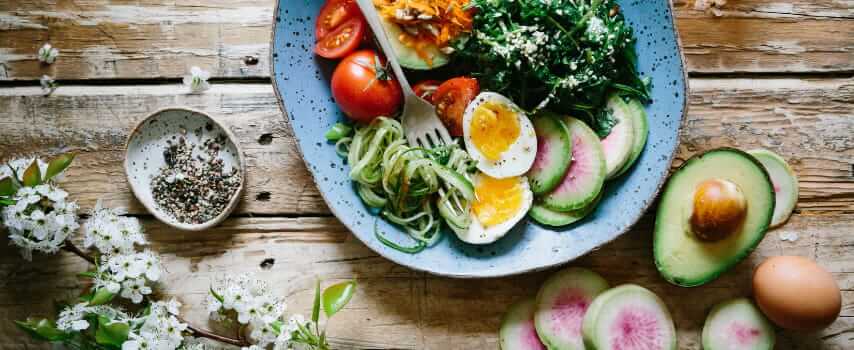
(121, 277, 152, 304)
(183, 66, 211, 93)
(38, 43, 59, 64)
(2, 180, 79, 260)
(209, 274, 289, 347)
(57, 302, 91, 331)
(40, 75, 58, 95)
(83, 200, 147, 255)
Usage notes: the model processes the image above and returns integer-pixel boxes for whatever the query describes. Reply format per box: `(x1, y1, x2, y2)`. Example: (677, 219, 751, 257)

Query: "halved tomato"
(413, 80, 442, 103)
(315, 0, 361, 40)
(433, 77, 479, 137)
(314, 17, 366, 59)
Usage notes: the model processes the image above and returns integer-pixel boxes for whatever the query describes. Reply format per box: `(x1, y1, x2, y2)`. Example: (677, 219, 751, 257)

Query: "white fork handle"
(354, 0, 416, 97)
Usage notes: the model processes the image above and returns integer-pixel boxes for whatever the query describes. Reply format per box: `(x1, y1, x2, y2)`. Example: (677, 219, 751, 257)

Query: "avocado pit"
(690, 178, 747, 241)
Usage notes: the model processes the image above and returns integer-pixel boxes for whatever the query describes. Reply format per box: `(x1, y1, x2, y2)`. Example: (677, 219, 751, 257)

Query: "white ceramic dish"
(124, 107, 245, 231)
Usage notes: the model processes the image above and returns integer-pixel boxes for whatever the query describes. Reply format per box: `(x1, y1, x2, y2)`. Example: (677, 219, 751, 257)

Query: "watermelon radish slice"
(530, 194, 601, 227)
(500, 298, 547, 350)
(748, 149, 798, 228)
(601, 95, 635, 180)
(534, 267, 609, 350)
(702, 298, 775, 350)
(528, 113, 573, 195)
(541, 117, 606, 212)
(614, 99, 649, 178)
(582, 284, 676, 350)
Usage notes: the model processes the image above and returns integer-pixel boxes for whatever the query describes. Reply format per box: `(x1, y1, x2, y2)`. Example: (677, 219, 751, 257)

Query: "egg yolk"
(470, 101, 520, 161)
(472, 175, 523, 227)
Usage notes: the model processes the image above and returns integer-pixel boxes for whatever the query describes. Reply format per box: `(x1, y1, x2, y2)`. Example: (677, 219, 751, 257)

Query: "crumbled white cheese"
(586, 17, 607, 42)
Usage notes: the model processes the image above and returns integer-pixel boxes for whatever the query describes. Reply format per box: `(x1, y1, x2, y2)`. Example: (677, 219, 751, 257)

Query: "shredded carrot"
(373, 0, 473, 65)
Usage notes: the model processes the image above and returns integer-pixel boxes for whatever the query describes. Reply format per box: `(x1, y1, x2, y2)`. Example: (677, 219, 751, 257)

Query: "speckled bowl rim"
(123, 107, 246, 231)
(269, 1, 690, 278)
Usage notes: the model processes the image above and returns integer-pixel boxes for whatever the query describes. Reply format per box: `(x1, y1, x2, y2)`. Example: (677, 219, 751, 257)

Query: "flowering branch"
(60, 239, 250, 346)
(5, 155, 357, 349)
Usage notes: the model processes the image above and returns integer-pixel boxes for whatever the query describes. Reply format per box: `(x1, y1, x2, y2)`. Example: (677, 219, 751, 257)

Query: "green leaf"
(0, 176, 16, 196)
(325, 123, 353, 142)
(322, 280, 356, 318)
(311, 279, 321, 324)
(210, 286, 224, 303)
(88, 288, 116, 306)
(14, 318, 71, 341)
(22, 159, 41, 187)
(0, 198, 14, 206)
(77, 271, 97, 278)
(270, 320, 283, 334)
(45, 153, 75, 181)
(94, 316, 129, 348)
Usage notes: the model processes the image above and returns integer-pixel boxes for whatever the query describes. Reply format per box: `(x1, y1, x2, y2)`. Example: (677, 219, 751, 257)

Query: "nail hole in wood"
(260, 258, 275, 269)
(258, 133, 274, 145)
(256, 191, 272, 201)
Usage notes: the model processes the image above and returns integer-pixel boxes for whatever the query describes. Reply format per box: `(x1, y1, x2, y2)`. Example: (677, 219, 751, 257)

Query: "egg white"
(462, 92, 538, 179)
(453, 174, 534, 245)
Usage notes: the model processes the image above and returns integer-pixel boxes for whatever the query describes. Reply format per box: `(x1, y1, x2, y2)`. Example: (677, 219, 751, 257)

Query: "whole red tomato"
(331, 50, 403, 122)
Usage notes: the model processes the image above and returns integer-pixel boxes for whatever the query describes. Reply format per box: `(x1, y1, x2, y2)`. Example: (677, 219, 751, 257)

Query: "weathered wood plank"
(1, 0, 852, 80)
(1, 214, 852, 349)
(1, 78, 851, 215)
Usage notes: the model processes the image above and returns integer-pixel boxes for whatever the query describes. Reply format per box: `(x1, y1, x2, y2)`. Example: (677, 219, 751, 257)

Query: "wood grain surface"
(1, 79, 851, 216)
(1, 0, 853, 349)
(0, 77, 853, 348)
(1, 0, 852, 81)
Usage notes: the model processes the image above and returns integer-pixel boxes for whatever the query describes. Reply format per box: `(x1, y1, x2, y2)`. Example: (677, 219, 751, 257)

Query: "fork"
(354, 0, 453, 148)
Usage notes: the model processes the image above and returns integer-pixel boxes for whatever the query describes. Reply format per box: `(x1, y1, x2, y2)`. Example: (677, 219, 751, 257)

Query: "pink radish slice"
(500, 298, 547, 350)
(541, 117, 606, 212)
(582, 284, 677, 350)
(527, 113, 572, 195)
(601, 95, 635, 180)
(534, 267, 609, 350)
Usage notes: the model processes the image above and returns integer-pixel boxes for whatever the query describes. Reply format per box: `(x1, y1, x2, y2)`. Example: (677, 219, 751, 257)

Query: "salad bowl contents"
(272, 0, 687, 277)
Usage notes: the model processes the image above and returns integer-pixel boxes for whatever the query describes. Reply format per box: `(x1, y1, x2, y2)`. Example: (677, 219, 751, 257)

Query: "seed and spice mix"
(151, 125, 241, 224)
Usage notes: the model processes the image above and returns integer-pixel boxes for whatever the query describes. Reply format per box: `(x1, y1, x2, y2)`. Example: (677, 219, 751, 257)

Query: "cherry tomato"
(433, 77, 479, 137)
(315, 0, 360, 40)
(413, 80, 442, 103)
(331, 50, 403, 123)
(314, 17, 366, 59)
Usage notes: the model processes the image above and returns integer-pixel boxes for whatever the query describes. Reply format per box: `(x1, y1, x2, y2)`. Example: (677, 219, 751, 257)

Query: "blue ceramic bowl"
(271, 0, 688, 278)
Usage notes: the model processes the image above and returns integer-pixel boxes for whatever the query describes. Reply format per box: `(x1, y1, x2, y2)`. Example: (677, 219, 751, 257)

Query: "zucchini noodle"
(334, 117, 476, 253)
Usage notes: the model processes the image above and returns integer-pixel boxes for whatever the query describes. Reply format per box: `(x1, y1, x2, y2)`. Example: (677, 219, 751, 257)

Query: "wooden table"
(1, 0, 852, 348)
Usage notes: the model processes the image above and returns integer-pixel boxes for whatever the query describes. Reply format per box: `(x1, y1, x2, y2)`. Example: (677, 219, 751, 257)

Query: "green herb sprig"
(454, 0, 650, 136)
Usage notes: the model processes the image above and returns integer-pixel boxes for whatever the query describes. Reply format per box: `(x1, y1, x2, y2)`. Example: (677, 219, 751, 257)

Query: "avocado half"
(654, 148, 775, 287)
(379, 17, 449, 70)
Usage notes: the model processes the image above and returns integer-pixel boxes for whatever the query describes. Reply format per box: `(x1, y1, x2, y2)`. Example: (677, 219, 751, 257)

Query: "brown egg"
(753, 256, 841, 331)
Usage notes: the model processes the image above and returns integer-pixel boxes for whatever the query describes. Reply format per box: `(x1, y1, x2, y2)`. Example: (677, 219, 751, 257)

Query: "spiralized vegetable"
(335, 117, 476, 252)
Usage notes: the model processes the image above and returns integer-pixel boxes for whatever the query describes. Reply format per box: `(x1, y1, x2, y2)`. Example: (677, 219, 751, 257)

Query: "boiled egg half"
(463, 92, 537, 179)
(454, 173, 533, 244)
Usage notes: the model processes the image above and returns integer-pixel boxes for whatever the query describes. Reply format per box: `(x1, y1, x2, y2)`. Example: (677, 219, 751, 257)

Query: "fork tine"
(435, 127, 452, 145)
(425, 131, 438, 148)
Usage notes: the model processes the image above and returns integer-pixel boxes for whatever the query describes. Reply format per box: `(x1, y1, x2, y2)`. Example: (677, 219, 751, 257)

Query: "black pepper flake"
(151, 134, 242, 225)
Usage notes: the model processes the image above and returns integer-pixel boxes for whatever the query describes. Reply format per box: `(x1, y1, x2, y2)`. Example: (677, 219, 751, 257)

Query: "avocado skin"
(653, 147, 775, 287)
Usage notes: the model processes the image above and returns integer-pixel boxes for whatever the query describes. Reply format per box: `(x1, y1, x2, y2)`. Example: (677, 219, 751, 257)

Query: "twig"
(61, 242, 95, 264)
(186, 323, 250, 347)
(61, 240, 251, 347)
